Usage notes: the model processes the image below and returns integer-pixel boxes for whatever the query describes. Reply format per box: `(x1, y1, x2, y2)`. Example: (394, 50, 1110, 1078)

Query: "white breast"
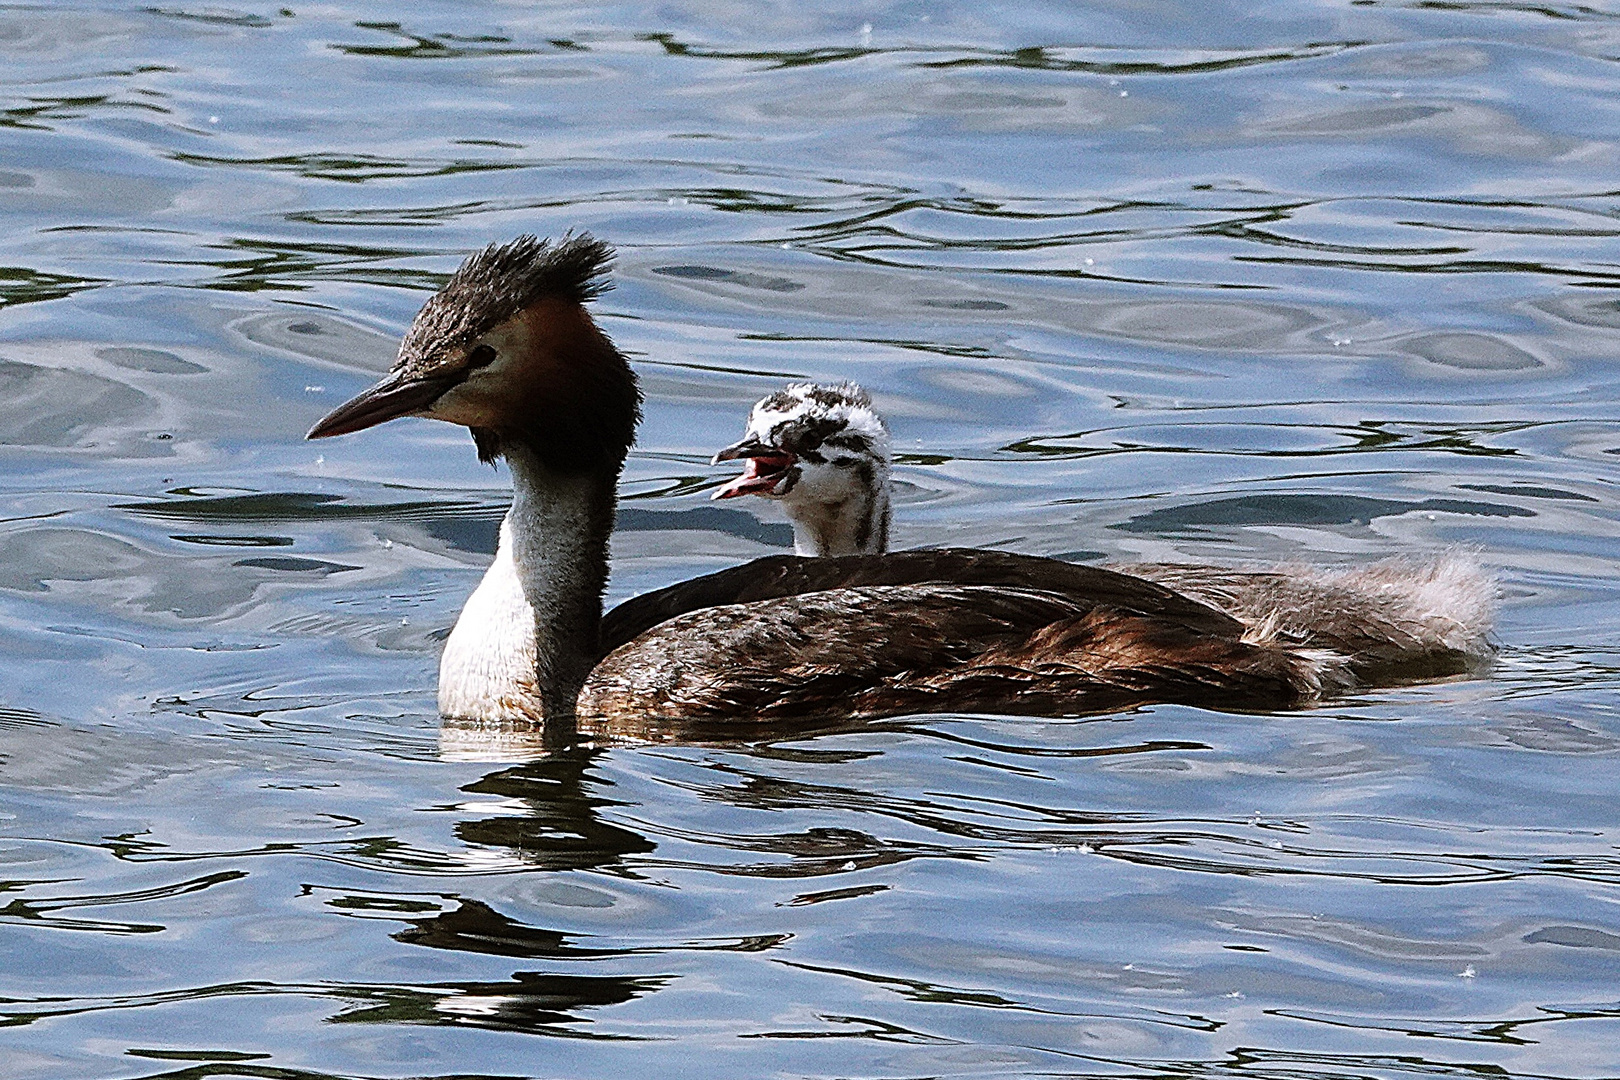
(437, 515, 541, 722)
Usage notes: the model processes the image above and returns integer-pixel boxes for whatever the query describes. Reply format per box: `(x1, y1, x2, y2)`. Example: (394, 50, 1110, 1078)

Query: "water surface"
(2, 2, 1618, 1078)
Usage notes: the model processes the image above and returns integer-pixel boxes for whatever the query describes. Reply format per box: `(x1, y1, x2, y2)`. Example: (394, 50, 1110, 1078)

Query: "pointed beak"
(711, 438, 797, 500)
(711, 436, 768, 465)
(306, 370, 460, 440)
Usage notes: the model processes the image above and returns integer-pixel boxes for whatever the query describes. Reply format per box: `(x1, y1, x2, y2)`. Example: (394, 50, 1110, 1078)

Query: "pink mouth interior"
(714, 451, 794, 499)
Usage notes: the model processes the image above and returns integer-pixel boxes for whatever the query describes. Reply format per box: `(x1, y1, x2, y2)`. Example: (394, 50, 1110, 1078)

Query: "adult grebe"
(308, 234, 1480, 733)
(712, 380, 1496, 686)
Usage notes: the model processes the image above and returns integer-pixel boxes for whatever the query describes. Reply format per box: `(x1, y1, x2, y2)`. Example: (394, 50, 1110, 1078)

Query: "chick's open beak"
(712, 437, 797, 500)
(306, 370, 460, 440)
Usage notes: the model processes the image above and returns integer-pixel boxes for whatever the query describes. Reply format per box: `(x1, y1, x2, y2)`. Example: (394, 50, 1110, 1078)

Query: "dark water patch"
(1270, 102, 1451, 135)
(1239, 249, 1616, 284)
(1051, 549, 1108, 563)
(96, 346, 207, 374)
(1533, 292, 1620, 328)
(920, 298, 1010, 310)
(1524, 925, 1620, 950)
(393, 898, 631, 959)
(639, 31, 874, 70)
(422, 512, 502, 556)
(653, 264, 806, 292)
(1277, 990, 1620, 1046)
(172, 534, 294, 547)
(183, 237, 453, 293)
(125, 1047, 272, 1062)
(0, 266, 106, 308)
(143, 7, 276, 29)
(329, 971, 671, 1036)
(921, 724, 1210, 760)
(453, 754, 659, 872)
(783, 883, 891, 906)
(1083, 297, 1326, 347)
(230, 310, 396, 370)
(0, 359, 157, 448)
(387, 895, 788, 959)
(924, 41, 1365, 76)
(617, 506, 793, 548)
(1403, 332, 1543, 371)
(1, 92, 171, 132)
(1458, 483, 1598, 502)
(1347, 0, 1618, 19)
(0, 972, 666, 1039)
(1114, 493, 1535, 533)
(232, 556, 359, 574)
(1007, 420, 1525, 461)
(0, 869, 246, 934)
(169, 149, 525, 184)
(335, 21, 546, 60)
(117, 491, 486, 524)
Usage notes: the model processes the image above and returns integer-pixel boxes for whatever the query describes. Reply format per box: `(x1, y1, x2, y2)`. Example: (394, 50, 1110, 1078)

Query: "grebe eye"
(466, 344, 497, 369)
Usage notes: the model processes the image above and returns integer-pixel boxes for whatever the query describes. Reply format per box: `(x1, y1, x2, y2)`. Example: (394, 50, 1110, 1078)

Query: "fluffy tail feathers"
(1116, 552, 1496, 692)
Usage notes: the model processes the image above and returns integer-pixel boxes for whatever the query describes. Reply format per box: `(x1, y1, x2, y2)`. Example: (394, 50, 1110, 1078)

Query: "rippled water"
(2, 2, 1619, 1077)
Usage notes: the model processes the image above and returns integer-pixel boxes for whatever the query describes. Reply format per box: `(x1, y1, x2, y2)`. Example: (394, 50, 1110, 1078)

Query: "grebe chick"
(308, 234, 1396, 734)
(712, 381, 891, 556)
(713, 382, 1495, 684)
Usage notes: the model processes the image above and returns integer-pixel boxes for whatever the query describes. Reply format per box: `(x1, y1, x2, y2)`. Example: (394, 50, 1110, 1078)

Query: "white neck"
(504, 444, 616, 719)
(789, 478, 891, 557)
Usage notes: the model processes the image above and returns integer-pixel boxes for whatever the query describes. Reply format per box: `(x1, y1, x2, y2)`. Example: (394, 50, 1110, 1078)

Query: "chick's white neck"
(788, 475, 891, 557)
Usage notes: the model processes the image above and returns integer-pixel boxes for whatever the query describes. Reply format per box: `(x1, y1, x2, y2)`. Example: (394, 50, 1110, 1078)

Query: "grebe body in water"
(308, 235, 1491, 735)
(712, 380, 1495, 688)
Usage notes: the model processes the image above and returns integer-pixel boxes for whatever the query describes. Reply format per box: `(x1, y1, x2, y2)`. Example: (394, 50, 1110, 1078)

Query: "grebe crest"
(713, 381, 892, 556)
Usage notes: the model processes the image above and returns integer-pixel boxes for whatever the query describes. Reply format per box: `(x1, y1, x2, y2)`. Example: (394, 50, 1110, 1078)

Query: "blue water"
(2, 2, 1619, 1077)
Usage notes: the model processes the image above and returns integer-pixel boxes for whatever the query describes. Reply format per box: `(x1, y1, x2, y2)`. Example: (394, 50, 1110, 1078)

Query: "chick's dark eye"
(466, 344, 497, 370)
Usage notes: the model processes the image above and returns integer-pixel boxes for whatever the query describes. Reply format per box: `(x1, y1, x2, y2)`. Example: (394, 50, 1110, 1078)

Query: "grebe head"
(307, 234, 643, 722)
(307, 233, 640, 473)
(712, 381, 892, 556)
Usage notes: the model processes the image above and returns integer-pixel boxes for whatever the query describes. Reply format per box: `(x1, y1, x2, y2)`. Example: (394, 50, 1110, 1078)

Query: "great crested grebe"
(309, 234, 1491, 733)
(713, 380, 1496, 686)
